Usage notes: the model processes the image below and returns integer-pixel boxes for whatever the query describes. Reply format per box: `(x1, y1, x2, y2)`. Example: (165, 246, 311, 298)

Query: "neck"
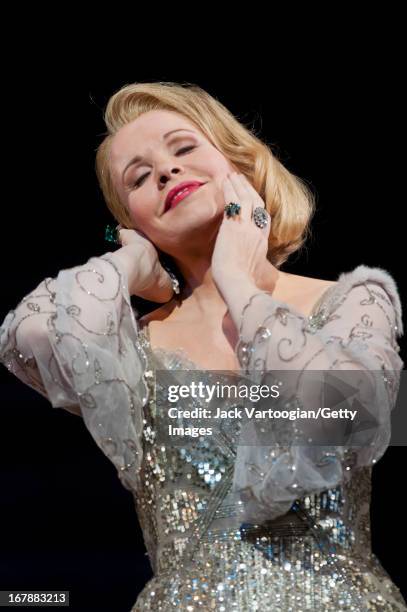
(163, 229, 283, 324)
(172, 252, 229, 321)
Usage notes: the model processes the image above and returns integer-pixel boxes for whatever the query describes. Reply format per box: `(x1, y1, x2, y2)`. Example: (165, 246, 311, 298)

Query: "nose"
(159, 166, 182, 185)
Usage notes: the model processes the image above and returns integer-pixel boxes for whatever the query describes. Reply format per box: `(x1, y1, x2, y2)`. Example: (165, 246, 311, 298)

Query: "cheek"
(209, 155, 230, 173)
(127, 196, 152, 227)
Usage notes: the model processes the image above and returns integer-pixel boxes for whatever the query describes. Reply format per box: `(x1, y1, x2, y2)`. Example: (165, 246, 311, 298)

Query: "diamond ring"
(252, 206, 269, 229)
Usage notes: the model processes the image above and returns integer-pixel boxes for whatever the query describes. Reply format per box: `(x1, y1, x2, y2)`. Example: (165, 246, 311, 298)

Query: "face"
(109, 109, 238, 256)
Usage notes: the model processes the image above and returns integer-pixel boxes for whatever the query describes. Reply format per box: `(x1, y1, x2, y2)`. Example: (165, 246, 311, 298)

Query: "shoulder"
(281, 264, 401, 289)
(335, 264, 401, 297)
(307, 264, 403, 338)
(281, 266, 403, 337)
(276, 271, 338, 310)
(339, 265, 403, 336)
(281, 271, 337, 293)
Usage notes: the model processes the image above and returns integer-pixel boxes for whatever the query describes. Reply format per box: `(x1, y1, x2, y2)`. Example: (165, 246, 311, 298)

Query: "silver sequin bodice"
(129, 327, 406, 612)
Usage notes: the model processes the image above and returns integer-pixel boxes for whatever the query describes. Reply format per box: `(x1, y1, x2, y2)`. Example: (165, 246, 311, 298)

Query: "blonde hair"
(95, 81, 316, 268)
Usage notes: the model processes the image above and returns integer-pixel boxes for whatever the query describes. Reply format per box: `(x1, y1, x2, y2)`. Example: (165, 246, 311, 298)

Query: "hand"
(114, 226, 175, 303)
(211, 172, 278, 293)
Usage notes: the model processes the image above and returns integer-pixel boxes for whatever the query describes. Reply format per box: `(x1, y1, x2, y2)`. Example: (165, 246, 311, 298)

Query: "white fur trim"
(330, 264, 404, 337)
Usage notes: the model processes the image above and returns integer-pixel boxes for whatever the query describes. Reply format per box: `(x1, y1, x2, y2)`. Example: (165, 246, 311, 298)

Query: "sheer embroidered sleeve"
(232, 265, 404, 522)
(0, 252, 149, 492)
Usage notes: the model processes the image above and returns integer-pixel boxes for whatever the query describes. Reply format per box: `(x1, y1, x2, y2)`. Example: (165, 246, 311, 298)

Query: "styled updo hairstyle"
(95, 81, 315, 271)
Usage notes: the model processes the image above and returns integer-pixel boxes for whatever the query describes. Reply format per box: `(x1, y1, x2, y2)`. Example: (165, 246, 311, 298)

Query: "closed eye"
(132, 146, 196, 188)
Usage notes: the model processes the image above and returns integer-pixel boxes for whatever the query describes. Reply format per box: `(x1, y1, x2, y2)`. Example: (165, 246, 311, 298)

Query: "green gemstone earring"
(105, 224, 121, 244)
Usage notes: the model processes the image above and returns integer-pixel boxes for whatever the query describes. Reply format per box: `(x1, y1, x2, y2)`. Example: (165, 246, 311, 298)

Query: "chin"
(164, 215, 217, 247)
(167, 199, 215, 221)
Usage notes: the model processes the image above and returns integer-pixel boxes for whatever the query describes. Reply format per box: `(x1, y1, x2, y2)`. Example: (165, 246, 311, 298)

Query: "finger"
(236, 173, 268, 214)
(223, 175, 248, 223)
(256, 208, 272, 240)
(116, 225, 123, 245)
(227, 173, 253, 222)
(236, 174, 271, 237)
(231, 173, 253, 198)
(222, 176, 241, 222)
(157, 265, 176, 293)
(236, 173, 262, 203)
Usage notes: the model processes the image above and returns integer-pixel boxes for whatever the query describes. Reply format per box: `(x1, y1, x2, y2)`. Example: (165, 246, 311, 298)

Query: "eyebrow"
(121, 128, 196, 182)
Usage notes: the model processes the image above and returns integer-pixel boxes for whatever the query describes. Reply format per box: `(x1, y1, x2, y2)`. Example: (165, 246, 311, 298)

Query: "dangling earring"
(163, 266, 180, 295)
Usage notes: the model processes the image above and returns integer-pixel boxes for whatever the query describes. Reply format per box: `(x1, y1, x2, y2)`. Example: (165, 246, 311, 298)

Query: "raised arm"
(1, 251, 130, 412)
(0, 274, 82, 415)
(0, 248, 153, 491)
(221, 266, 404, 522)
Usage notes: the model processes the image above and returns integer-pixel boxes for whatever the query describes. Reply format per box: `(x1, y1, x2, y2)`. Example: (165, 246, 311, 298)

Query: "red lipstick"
(164, 181, 205, 213)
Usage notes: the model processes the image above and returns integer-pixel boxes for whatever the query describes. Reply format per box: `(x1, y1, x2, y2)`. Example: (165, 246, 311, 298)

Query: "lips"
(164, 181, 205, 213)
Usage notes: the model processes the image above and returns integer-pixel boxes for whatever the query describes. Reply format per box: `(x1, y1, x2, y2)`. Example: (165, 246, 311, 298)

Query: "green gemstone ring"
(224, 202, 241, 218)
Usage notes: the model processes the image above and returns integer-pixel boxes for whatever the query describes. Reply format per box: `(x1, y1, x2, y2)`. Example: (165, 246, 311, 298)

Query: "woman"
(0, 82, 405, 611)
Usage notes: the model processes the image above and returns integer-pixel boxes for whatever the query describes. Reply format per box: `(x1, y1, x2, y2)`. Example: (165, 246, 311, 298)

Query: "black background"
(1, 40, 405, 611)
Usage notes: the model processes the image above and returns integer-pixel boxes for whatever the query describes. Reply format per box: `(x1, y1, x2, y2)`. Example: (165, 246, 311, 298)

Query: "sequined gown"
(0, 252, 405, 611)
